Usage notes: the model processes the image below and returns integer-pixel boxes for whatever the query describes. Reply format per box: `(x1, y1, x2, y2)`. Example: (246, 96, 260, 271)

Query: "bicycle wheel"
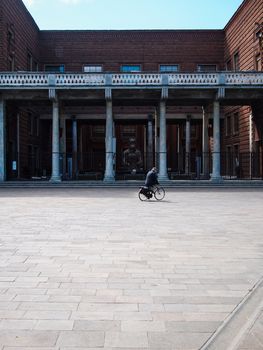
(154, 186, 165, 200)
(138, 190, 148, 201)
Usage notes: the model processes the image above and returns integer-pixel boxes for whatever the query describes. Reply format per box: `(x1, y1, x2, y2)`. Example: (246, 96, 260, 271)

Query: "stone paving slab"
(0, 188, 263, 349)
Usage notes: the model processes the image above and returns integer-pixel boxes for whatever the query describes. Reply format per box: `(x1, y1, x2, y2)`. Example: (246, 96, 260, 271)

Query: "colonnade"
(0, 95, 222, 182)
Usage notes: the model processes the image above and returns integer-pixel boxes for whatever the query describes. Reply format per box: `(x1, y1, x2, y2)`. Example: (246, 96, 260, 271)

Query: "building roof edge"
(224, 0, 247, 30)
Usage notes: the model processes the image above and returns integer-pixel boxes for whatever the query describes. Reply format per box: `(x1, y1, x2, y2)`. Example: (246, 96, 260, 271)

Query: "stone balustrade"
(0, 72, 263, 88)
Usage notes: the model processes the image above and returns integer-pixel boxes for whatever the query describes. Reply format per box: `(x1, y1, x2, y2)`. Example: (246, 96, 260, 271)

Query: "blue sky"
(22, 0, 244, 30)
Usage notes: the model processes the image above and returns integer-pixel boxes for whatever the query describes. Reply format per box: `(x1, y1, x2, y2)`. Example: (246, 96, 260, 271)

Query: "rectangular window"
(226, 59, 232, 71)
(226, 145, 232, 176)
(7, 28, 15, 46)
(256, 54, 262, 71)
(121, 65, 141, 73)
(226, 115, 232, 136)
(159, 65, 179, 72)
(45, 65, 65, 73)
(233, 112, 239, 135)
(33, 61, 39, 72)
(197, 64, 217, 72)
(28, 114, 34, 136)
(27, 53, 33, 71)
(8, 56, 15, 71)
(233, 52, 240, 71)
(83, 65, 103, 73)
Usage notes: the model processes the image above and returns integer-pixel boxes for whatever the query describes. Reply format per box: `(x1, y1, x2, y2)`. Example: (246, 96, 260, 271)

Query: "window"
(27, 53, 33, 71)
(28, 114, 34, 135)
(7, 28, 15, 46)
(33, 61, 39, 72)
(226, 115, 232, 136)
(233, 52, 240, 71)
(233, 112, 239, 135)
(83, 65, 103, 73)
(45, 65, 65, 73)
(256, 54, 262, 71)
(121, 65, 141, 73)
(8, 56, 15, 71)
(226, 59, 232, 71)
(197, 64, 217, 72)
(159, 65, 179, 72)
(226, 145, 232, 175)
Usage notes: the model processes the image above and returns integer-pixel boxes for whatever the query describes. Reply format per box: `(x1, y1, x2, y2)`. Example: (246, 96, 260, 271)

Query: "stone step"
(1, 180, 263, 188)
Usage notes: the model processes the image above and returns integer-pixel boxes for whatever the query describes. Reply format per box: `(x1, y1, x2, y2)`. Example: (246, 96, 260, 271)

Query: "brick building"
(0, 0, 263, 182)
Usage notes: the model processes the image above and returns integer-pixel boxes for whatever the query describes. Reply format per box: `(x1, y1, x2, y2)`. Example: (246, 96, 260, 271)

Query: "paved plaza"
(0, 188, 263, 350)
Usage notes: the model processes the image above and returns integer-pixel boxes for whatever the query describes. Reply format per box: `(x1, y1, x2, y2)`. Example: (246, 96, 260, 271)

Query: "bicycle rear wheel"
(138, 190, 148, 201)
(154, 186, 165, 200)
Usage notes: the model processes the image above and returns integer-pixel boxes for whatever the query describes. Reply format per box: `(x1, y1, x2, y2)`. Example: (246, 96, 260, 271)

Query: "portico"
(1, 72, 263, 183)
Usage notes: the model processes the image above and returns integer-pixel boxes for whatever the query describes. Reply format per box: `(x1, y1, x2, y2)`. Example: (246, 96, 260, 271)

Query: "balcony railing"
(1, 72, 263, 88)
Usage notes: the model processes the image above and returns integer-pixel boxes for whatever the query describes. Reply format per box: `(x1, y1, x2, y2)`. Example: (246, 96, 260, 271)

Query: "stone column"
(147, 114, 153, 169)
(0, 97, 6, 182)
(202, 107, 209, 178)
(72, 117, 78, 180)
(211, 100, 222, 182)
(104, 99, 115, 182)
(17, 113, 20, 179)
(159, 100, 168, 180)
(154, 109, 159, 169)
(60, 116, 66, 179)
(50, 99, 61, 182)
(185, 115, 191, 175)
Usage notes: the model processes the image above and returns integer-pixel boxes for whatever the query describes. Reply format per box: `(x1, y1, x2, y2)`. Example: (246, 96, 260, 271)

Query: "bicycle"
(138, 185, 165, 201)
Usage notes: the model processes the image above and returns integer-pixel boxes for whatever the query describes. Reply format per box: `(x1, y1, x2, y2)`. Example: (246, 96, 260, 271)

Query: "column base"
(210, 175, 223, 183)
(49, 176, 62, 183)
(103, 175, 115, 183)
(158, 174, 169, 182)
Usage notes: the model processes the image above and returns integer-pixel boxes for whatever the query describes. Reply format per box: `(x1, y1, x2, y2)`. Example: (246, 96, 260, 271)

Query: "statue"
(123, 137, 142, 173)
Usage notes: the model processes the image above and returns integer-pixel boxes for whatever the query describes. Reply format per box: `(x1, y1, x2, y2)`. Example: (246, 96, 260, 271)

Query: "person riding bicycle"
(144, 167, 159, 198)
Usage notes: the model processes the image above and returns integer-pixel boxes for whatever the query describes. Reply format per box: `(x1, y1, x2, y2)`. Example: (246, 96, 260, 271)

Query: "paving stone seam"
(199, 275, 263, 350)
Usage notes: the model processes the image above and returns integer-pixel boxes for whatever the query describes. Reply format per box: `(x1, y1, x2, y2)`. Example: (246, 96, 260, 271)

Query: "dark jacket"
(145, 170, 159, 187)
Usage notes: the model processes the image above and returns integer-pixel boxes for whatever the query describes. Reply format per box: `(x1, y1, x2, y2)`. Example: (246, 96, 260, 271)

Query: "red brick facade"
(1, 0, 263, 181)
(0, 0, 40, 71)
(39, 30, 225, 72)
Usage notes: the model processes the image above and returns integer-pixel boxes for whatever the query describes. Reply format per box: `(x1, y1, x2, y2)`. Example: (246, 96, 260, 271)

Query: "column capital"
(161, 87, 168, 100)
(49, 88, 57, 101)
(105, 87, 112, 101)
(216, 88, 225, 101)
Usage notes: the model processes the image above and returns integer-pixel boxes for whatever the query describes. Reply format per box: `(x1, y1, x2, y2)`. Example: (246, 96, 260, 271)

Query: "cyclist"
(144, 167, 159, 198)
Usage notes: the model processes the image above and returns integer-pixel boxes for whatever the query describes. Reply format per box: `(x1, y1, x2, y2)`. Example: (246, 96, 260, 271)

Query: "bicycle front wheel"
(154, 187, 165, 200)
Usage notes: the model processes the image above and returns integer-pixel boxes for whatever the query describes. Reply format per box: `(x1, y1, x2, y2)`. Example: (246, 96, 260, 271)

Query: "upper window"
(256, 54, 262, 71)
(233, 52, 240, 71)
(233, 112, 239, 135)
(121, 65, 141, 73)
(8, 56, 15, 71)
(159, 65, 179, 72)
(226, 115, 232, 136)
(33, 61, 39, 72)
(27, 53, 33, 71)
(7, 27, 15, 46)
(83, 65, 103, 73)
(45, 65, 65, 73)
(197, 64, 217, 72)
(226, 59, 232, 71)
